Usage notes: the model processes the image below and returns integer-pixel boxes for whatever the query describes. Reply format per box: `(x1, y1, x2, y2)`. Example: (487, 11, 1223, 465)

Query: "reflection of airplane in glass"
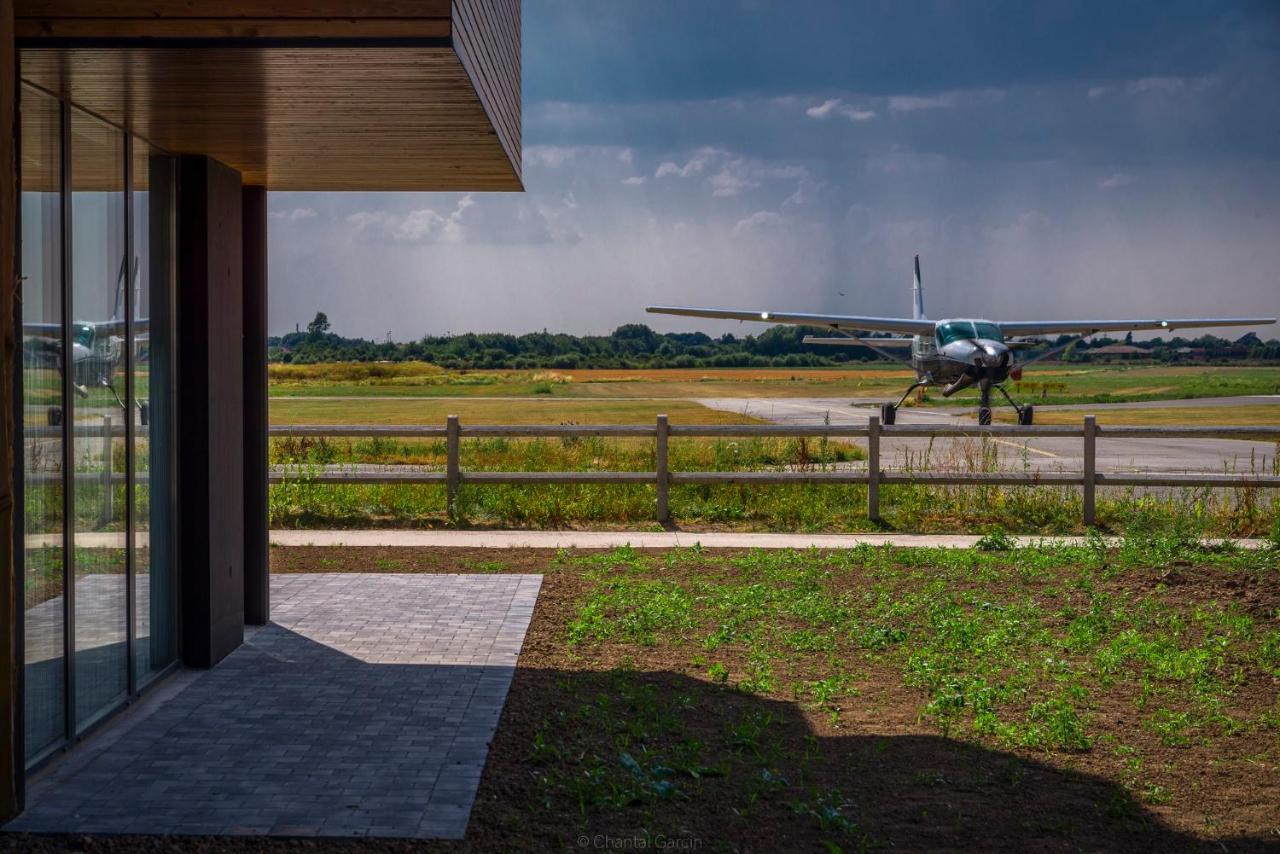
(23, 256, 148, 425)
(648, 256, 1277, 425)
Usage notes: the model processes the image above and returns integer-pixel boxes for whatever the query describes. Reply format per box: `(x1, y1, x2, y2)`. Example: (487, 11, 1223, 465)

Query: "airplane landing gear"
(880, 379, 931, 426)
(978, 380, 994, 426)
(994, 384, 1034, 426)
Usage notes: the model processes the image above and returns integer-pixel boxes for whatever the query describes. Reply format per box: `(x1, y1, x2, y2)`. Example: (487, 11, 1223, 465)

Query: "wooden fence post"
(446, 415, 460, 518)
(1082, 415, 1096, 527)
(867, 415, 881, 522)
(655, 414, 669, 523)
(101, 415, 113, 526)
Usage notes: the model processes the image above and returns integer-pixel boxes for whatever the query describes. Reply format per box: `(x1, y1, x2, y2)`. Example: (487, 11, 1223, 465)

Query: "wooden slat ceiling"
(14, 1, 522, 192)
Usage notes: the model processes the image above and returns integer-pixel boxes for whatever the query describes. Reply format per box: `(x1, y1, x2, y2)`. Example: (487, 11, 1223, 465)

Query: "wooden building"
(0, 0, 521, 817)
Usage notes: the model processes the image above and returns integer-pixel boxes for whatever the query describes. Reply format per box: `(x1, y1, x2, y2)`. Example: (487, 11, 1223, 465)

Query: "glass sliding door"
(20, 85, 67, 762)
(19, 87, 180, 763)
(131, 144, 177, 684)
(68, 108, 129, 731)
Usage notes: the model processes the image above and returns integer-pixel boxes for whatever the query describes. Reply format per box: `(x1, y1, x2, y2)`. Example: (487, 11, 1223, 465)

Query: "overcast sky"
(268, 0, 1280, 340)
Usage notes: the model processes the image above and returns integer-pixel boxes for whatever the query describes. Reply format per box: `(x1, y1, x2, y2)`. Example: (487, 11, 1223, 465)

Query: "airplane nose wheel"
(994, 383, 1034, 425)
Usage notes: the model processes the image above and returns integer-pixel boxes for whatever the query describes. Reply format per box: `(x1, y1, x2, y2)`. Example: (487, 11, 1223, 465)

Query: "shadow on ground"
(3, 669, 1274, 852)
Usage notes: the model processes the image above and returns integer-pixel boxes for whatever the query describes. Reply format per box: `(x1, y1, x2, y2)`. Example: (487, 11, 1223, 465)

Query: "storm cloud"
(268, 1, 1280, 340)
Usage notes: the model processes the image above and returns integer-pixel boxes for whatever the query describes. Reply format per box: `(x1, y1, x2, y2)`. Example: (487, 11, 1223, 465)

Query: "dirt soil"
(5, 546, 1278, 853)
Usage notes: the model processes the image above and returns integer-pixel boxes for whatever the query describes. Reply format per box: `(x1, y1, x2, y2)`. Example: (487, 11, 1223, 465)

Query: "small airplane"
(647, 256, 1276, 425)
(23, 256, 149, 425)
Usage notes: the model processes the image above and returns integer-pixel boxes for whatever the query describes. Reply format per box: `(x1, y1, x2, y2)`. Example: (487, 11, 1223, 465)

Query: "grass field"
(270, 397, 758, 426)
(266, 365, 1279, 538)
(261, 540, 1280, 851)
(268, 362, 1280, 406)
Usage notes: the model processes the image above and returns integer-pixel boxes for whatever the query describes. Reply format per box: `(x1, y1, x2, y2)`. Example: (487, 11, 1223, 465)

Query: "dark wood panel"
(17, 18, 450, 39)
(16, 1, 451, 18)
(452, 0, 519, 176)
(20, 45, 520, 190)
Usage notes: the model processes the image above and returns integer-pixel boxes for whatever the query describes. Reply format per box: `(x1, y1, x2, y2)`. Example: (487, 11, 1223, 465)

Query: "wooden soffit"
(15, 1, 522, 191)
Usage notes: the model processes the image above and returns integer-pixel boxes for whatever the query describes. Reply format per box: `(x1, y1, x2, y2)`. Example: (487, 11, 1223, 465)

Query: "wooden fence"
(268, 415, 1280, 525)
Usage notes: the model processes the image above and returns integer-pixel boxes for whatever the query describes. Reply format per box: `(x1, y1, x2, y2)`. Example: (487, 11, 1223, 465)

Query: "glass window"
(972, 322, 1003, 342)
(69, 108, 129, 730)
(936, 321, 975, 345)
(131, 144, 177, 684)
(20, 85, 66, 761)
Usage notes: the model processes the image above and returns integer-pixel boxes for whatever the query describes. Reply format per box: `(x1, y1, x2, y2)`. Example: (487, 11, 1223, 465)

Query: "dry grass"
(269, 397, 761, 426)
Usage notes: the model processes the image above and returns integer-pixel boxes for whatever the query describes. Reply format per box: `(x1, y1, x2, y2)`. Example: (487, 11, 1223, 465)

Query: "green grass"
(513, 539, 1280, 847)
(267, 362, 1280, 406)
(268, 433, 1277, 536)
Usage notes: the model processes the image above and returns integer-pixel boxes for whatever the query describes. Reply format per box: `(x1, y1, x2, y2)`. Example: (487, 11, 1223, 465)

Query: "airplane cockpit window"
(937, 321, 1003, 345)
(936, 321, 974, 345)
(73, 324, 95, 348)
(972, 322, 1003, 341)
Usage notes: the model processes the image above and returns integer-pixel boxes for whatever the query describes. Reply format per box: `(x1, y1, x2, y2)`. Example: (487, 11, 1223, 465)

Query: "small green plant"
(975, 525, 1016, 551)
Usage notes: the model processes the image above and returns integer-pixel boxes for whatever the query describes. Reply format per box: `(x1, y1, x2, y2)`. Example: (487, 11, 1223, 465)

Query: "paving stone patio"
(7, 572, 542, 839)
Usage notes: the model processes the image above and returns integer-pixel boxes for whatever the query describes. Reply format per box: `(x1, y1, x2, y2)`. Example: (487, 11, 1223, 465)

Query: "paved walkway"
(269, 529, 1269, 550)
(9, 573, 542, 839)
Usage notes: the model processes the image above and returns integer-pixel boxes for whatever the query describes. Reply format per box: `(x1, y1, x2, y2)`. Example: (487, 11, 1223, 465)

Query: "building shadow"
(471, 667, 1279, 853)
(2, 629, 1275, 851)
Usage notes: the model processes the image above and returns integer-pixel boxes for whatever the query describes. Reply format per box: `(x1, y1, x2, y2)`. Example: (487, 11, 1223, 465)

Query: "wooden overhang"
(14, 1, 522, 191)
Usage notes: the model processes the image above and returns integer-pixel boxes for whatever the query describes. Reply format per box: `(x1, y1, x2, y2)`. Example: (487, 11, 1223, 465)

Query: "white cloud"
(348, 195, 474, 243)
(654, 147, 725, 179)
(1099, 173, 1136, 190)
(732, 210, 784, 236)
(1087, 85, 1111, 99)
(621, 175, 647, 185)
(270, 207, 317, 221)
(886, 89, 1003, 114)
(887, 93, 957, 113)
(709, 166, 756, 198)
(1126, 76, 1185, 95)
(524, 145, 635, 169)
(805, 97, 876, 121)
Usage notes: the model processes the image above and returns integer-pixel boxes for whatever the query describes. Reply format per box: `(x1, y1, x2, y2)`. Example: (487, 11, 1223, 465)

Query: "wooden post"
(867, 415, 881, 522)
(446, 415, 460, 518)
(655, 414, 669, 523)
(1082, 415, 1096, 527)
(100, 415, 113, 526)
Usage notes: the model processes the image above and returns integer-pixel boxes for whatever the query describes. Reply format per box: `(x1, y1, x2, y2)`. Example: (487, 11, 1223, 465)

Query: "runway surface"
(694, 397, 1279, 474)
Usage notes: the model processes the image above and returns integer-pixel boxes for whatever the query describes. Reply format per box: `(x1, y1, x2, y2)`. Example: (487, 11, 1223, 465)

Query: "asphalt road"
(694, 396, 1280, 475)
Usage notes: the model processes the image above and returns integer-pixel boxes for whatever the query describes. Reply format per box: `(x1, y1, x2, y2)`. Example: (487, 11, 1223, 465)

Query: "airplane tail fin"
(912, 254, 926, 320)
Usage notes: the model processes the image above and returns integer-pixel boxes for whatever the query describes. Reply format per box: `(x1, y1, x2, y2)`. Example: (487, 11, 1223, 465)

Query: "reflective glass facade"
(19, 87, 179, 765)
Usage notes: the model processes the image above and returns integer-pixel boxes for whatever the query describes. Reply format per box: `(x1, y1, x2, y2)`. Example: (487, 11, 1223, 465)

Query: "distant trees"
(307, 311, 331, 338)
(268, 316, 1280, 369)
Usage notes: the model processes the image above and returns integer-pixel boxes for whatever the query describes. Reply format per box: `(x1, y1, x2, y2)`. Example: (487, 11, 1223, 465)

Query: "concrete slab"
(8, 573, 542, 840)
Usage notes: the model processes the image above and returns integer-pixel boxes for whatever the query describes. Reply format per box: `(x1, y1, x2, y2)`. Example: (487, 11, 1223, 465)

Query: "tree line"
(269, 312, 1280, 369)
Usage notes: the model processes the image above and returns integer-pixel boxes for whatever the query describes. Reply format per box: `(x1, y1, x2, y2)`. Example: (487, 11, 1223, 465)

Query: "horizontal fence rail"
(267, 415, 1280, 525)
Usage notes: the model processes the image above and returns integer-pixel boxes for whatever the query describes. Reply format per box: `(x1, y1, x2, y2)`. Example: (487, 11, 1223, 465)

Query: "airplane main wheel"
(1018, 405, 1034, 426)
(880, 403, 896, 425)
(978, 406, 992, 426)
(47, 406, 62, 427)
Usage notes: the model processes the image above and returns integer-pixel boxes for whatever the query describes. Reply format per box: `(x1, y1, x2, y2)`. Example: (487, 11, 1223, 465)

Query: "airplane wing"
(645, 306, 934, 336)
(999, 317, 1275, 337)
(22, 323, 62, 339)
